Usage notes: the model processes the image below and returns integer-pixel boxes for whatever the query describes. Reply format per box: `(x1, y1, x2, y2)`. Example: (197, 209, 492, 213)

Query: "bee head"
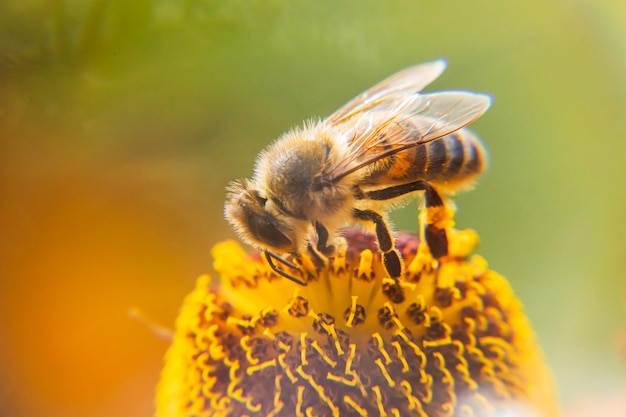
(224, 179, 298, 253)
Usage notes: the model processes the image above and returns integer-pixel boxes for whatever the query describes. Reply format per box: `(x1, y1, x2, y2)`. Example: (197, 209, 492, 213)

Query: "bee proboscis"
(225, 59, 491, 285)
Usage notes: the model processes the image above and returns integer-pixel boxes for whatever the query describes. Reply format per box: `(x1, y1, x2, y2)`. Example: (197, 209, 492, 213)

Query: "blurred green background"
(0, 1, 624, 416)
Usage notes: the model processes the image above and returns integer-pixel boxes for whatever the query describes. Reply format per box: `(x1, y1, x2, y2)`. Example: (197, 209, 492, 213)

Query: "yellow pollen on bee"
(421, 205, 456, 231)
(448, 229, 480, 257)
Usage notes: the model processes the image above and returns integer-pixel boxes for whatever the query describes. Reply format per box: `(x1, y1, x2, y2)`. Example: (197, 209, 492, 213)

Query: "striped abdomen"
(361, 128, 487, 192)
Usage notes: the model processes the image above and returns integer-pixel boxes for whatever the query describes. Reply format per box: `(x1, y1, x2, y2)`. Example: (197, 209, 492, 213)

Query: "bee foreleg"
(263, 250, 308, 286)
(352, 209, 403, 279)
(306, 243, 327, 269)
(314, 221, 335, 256)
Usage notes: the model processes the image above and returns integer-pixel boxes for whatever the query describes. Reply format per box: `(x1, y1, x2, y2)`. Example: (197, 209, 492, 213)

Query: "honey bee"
(225, 59, 490, 285)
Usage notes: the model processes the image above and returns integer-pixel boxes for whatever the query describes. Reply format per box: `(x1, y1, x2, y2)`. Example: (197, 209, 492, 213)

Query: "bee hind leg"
(352, 208, 403, 279)
(359, 181, 450, 258)
(422, 184, 449, 259)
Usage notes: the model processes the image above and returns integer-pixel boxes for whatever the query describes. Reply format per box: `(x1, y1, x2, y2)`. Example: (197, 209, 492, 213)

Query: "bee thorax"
(261, 139, 349, 219)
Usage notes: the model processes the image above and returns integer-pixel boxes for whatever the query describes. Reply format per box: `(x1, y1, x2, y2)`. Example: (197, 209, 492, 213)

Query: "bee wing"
(327, 59, 447, 125)
(328, 90, 492, 181)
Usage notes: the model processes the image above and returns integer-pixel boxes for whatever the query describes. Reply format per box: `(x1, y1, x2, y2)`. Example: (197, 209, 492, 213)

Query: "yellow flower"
(155, 224, 559, 417)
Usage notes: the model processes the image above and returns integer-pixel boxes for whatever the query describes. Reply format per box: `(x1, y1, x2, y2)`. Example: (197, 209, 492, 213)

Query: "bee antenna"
(263, 251, 308, 286)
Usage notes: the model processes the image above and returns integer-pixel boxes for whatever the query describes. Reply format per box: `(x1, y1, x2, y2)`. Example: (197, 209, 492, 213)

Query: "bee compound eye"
(254, 192, 268, 206)
(256, 224, 293, 252)
(251, 218, 294, 252)
(242, 205, 294, 252)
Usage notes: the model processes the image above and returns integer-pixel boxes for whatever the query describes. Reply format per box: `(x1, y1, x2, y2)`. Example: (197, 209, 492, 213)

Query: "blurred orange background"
(1, 1, 625, 417)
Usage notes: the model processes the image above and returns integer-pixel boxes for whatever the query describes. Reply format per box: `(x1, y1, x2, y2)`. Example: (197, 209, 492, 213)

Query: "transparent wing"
(327, 59, 447, 125)
(328, 90, 492, 181)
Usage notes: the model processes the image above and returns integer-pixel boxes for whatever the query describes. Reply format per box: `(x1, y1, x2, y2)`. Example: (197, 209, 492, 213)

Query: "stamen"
(156, 229, 559, 417)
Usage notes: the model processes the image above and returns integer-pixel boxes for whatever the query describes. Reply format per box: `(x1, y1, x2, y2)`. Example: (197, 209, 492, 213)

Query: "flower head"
(156, 226, 558, 417)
